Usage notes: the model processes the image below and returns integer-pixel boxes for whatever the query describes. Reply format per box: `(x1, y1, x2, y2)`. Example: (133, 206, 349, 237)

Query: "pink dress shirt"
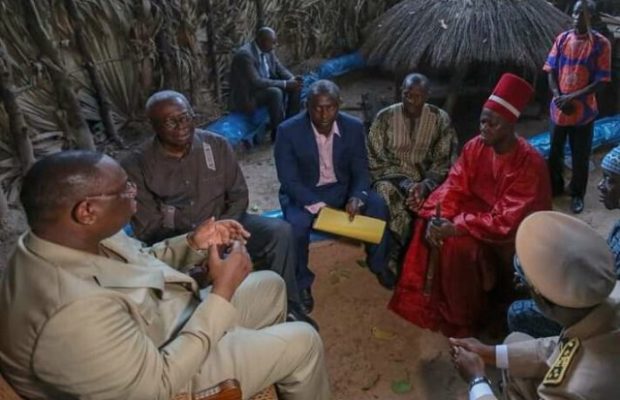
(305, 122, 340, 214)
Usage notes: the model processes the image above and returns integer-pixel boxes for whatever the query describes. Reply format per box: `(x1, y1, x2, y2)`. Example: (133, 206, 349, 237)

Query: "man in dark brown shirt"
(122, 90, 315, 326)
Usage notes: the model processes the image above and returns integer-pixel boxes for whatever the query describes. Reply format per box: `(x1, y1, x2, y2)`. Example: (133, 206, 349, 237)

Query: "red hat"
(483, 73, 534, 123)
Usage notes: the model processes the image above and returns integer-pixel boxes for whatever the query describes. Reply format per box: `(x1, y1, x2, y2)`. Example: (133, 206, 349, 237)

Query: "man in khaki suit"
(0, 151, 330, 400)
(450, 211, 620, 400)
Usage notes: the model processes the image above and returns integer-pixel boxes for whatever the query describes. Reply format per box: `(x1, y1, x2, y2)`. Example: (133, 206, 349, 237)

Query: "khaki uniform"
(0, 231, 329, 400)
(493, 284, 620, 400)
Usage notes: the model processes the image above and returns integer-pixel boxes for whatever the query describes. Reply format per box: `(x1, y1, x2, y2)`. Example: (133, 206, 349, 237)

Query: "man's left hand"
(188, 217, 251, 250)
(345, 197, 363, 221)
(426, 218, 462, 247)
(553, 94, 575, 113)
(451, 346, 486, 382)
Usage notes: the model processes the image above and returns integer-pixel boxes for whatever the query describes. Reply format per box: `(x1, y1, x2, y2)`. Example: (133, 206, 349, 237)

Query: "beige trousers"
(502, 332, 540, 400)
(195, 271, 330, 400)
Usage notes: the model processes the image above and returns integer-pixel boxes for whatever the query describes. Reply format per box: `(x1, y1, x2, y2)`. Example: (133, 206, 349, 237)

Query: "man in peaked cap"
(450, 211, 620, 400)
(507, 144, 620, 338)
(390, 73, 552, 337)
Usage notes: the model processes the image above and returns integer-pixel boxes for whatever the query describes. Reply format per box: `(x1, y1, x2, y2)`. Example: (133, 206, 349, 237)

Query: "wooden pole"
(131, 0, 154, 102)
(152, 0, 179, 90)
(0, 45, 35, 173)
(203, 0, 221, 103)
(255, 0, 265, 30)
(22, 0, 95, 150)
(0, 185, 8, 225)
(63, 0, 123, 146)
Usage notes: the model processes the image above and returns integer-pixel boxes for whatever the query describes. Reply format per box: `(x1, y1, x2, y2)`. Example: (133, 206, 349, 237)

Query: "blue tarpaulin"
(528, 115, 620, 158)
(204, 108, 269, 146)
(204, 52, 367, 146)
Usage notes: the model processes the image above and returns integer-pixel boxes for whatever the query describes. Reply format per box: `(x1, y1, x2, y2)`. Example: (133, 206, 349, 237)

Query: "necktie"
(260, 53, 270, 78)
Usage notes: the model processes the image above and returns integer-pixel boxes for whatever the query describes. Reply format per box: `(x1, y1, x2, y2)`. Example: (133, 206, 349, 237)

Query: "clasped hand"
(406, 182, 430, 211)
(208, 241, 252, 301)
(553, 94, 575, 114)
(425, 218, 460, 247)
(449, 337, 493, 382)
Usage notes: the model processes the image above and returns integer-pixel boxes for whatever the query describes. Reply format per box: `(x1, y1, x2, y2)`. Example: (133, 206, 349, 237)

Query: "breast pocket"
(196, 173, 228, 216)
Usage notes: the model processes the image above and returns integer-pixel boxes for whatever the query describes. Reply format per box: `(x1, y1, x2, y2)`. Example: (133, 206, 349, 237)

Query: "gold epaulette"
(542, 338, 581, 386)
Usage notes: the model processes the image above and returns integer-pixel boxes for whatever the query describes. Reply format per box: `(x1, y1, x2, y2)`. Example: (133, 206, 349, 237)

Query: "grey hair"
(145, 90, 192, 117)
(307, 79, 341, 104)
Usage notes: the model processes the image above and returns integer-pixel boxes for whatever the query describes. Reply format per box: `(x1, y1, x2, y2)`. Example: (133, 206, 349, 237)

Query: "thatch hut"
(0, 0, 396, 215)
(362, 0, 571, 74)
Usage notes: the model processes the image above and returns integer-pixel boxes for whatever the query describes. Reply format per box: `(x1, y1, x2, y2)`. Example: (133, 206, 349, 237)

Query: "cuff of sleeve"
(453, 214, 467, 231)
(496, 344, 509, 369)
(352, 190, 369, 202)
(280, 80, 287, 89)
(183, 293, 238, 343)
(181, 234, 209, 266)
(469, 382, 494, 400)
(305, 202, 327, 215)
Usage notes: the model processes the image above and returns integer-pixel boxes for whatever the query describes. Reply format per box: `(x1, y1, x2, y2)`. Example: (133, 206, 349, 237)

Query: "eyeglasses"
(158, 112, 195, 130)
(85, 181, 137, 200)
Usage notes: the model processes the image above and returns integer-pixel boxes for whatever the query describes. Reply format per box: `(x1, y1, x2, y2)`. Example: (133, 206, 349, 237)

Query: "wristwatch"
(469, 376, 491, 392)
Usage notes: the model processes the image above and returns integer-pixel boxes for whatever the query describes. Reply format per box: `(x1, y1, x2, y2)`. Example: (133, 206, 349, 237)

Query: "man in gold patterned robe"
(367, 73, 456, 269)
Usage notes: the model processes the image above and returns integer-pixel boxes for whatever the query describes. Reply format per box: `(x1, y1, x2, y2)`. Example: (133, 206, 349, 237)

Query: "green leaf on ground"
(390, 379, 413, 394)
(356, 259, 368, 268)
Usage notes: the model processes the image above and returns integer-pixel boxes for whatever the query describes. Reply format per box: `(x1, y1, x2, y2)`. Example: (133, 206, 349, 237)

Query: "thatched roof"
(361, 0, 571, 73)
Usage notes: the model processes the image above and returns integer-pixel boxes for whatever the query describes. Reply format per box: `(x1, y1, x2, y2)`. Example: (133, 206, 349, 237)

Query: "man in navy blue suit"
(274, 79, 396, 313)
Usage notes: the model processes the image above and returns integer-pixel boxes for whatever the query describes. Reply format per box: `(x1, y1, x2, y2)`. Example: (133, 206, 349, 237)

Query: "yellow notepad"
(312, 207, 386, 244)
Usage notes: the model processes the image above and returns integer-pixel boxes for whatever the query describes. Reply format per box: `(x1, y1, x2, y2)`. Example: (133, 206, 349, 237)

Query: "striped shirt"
(367, 103, 455, 185)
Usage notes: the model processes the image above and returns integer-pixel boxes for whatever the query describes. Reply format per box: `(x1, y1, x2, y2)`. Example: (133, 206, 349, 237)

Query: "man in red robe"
(390, 74, 552, 337)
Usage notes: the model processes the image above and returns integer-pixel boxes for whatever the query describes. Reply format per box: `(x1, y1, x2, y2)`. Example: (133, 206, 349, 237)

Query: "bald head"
(20, 151, 107, 228)
(255, 27, 277, 52)
(145, 90, 192, 120)
(402, 73, 430, 92)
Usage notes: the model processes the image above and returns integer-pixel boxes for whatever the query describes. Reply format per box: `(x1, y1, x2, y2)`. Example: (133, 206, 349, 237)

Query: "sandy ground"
(0, 71, 617, 399)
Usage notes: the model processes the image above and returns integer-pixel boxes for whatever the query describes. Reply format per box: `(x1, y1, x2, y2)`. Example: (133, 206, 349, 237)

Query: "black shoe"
(375, 268, 396, 290)
(300, 288, 314, 314)
(571, 196, 584, 214)
(287, 303, 319, 331)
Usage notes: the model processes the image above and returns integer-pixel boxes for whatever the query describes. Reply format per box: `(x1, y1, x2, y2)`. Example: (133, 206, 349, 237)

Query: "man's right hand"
(188, 217, 251, 250)
(449, 337, 495, 365)
(285, 79, 302, 91)
(406, 182, 430, 211)
(208, 241, 252, 301)
(553, 95, 575, 114)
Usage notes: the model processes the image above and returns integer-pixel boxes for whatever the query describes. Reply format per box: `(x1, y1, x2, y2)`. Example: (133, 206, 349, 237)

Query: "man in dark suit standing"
(229, 27, 302, 141)
(274, 80, 396, 313)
